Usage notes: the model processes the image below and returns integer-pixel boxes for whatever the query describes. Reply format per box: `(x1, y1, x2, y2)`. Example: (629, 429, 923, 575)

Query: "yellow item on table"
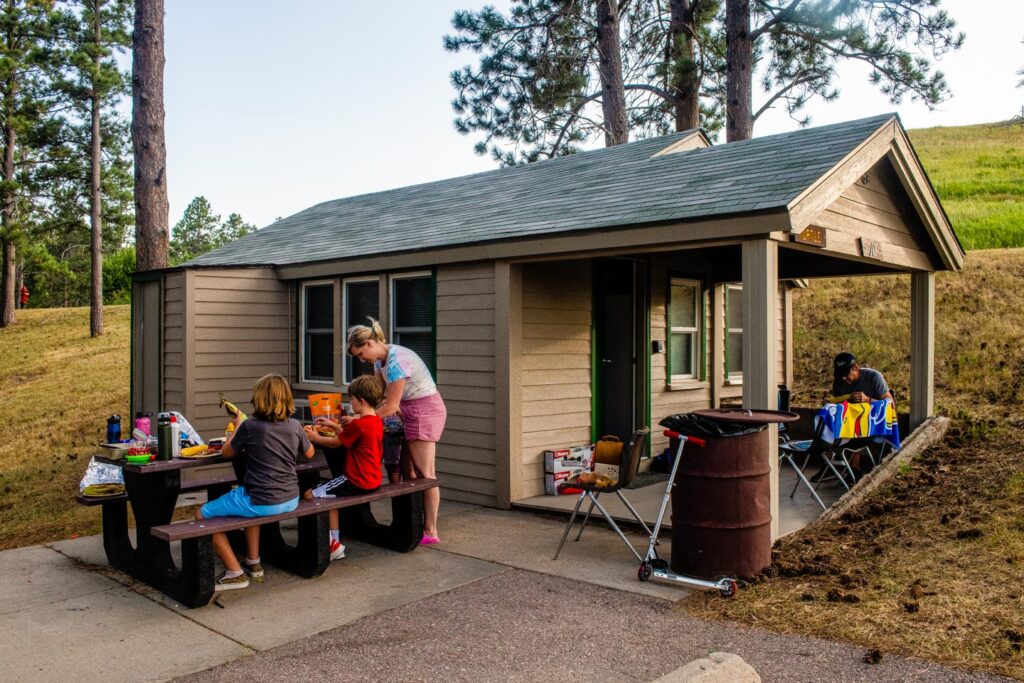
(82, 483, 125, 497)
(180, 444, 209, 457)
(827, 393, 851, 404)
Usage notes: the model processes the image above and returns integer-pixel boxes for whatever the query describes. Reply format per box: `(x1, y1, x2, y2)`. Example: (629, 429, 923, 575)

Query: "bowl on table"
(124, 453, 154, 465)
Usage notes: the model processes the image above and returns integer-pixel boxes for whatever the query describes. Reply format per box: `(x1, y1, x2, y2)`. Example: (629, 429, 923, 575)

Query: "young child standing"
(304, 374, 385, 560)
(197, 374, 314, 592)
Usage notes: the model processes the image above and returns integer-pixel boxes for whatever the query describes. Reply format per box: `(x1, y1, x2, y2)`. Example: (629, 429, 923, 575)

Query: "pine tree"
(446, 1, 725, 165)
(0, 0, 60, 326)
(54, 0, 132, 335)
(724, 0, 964, 142)
(131, 0, 167, 270)
(170, 196, 257, 265)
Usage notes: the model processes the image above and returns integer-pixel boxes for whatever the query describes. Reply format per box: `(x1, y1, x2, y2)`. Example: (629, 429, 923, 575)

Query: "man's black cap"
(833, 352, 856, 378)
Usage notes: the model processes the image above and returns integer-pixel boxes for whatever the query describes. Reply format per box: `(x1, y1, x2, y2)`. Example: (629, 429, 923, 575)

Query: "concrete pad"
(160, 540, 506, 651)
(0, 546, 248, 683)
(654, 652, 761, 682)
(516, 467, 842, 539)
(427, 506, 690, 600)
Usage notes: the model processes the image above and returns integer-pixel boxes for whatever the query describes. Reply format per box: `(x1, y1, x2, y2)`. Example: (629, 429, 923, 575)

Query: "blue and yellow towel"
(817, 398, 900, 450)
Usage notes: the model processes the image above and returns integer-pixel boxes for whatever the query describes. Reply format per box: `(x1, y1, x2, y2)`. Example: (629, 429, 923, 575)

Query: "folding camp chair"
(553, 427, 651, 562)
(778, 418, 852, 511)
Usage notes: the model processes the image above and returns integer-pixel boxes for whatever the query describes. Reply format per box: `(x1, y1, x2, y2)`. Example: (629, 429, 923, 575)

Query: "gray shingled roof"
(186, 113, 895, 267)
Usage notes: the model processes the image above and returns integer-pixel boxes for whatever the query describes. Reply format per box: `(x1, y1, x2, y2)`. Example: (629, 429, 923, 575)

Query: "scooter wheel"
(718, 579, 738, 598)
(638, 562, 652, 582)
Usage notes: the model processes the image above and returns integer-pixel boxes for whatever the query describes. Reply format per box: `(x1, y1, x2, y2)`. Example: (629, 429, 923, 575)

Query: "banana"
(218, 393, 247, 420)
(180, 444, 209, 457)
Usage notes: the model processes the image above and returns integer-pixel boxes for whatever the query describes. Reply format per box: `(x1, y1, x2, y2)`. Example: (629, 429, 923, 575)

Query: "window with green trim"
(726, 285, 744, 379)
(669, 278, 701, 381)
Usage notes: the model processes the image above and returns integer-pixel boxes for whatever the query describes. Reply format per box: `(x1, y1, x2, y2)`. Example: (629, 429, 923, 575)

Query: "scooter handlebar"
(661, 430, 706, 447)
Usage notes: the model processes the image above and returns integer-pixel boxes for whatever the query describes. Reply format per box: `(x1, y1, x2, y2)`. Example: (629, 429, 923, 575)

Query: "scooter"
(637, 429, 738, 598)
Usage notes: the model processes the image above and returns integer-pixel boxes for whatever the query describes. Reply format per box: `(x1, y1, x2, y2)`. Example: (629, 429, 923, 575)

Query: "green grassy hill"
(909, 121, 1024, 250)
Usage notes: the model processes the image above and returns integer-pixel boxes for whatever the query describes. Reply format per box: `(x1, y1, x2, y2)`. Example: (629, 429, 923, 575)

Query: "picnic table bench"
(83, 451, 438, 607)
(151, 479, 438, 607)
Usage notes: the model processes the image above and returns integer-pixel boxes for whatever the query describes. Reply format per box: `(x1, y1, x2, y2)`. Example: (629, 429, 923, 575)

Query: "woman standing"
(346, 318, 447, 545)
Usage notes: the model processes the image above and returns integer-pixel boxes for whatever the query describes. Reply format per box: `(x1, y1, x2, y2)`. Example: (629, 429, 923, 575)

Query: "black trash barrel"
(662, 408, 799, 580)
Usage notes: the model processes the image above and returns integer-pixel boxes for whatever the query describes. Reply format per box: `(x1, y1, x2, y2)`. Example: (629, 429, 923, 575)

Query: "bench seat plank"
(151, 478, 439, 542)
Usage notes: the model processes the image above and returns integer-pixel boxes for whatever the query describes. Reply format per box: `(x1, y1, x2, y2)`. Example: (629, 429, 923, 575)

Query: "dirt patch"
(685, 422, 1024, 680)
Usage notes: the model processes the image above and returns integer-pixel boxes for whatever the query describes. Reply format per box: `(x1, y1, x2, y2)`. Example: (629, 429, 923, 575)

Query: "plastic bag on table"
(78, 456, 125, 496)
(169, 411, 205, 446)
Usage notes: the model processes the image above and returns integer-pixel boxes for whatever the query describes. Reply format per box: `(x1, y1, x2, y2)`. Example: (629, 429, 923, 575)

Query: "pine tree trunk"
(14, 260, 22, 309)
(596, 0, 628, 146)
(725, 0, 753, 141)
(90, 6, 104, 337)
(1, 79, 17, 327)
(132, 0, 168, 271)
(669, 0, 700, 132)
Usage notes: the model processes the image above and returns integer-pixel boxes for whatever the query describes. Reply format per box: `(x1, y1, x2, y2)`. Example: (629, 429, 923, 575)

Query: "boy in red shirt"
(304, 374, 384, 560)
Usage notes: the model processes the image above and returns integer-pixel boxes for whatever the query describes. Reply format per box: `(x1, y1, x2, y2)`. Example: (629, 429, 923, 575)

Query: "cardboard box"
(543, 444, 594, 495)
(544, 445, 594, 473)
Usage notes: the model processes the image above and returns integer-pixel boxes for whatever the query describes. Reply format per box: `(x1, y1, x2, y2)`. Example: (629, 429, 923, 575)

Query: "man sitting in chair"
(831, 352, 894, 405)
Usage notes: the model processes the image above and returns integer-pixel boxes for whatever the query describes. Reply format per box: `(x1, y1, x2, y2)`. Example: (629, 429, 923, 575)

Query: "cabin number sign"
(859, 237, 883, 260)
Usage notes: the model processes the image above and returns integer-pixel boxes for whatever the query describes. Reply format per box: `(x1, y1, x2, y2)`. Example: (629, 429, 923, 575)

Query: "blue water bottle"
(106, 415, 122, 444)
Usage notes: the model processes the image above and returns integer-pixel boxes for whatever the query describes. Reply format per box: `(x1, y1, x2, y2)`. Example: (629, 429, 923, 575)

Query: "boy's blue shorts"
(201, 486, 299, 519)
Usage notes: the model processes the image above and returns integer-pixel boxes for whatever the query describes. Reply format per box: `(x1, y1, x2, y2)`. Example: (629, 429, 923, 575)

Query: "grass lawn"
(909, 122, 1024, 250)
(0, 306, 130, 549)
(685, 248, 1024, 679)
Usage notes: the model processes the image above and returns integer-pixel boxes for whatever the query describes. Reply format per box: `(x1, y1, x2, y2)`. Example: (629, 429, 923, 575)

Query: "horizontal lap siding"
(650, 258, 712, 454)
(435, 263, 498, 506)
(190, 269, 291, 438)
(163, 273, 185, 412)
(519, 261, 591, 498)
(814, 159, 932, 268)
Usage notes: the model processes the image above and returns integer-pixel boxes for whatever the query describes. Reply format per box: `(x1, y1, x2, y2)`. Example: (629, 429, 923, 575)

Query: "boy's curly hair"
(348, 374, 385, 407)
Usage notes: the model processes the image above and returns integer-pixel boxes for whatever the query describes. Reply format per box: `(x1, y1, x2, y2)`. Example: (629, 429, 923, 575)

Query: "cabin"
(131, 113, 962, 539)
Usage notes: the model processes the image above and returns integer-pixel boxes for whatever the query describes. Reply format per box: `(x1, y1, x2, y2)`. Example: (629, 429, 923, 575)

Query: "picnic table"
(88, 450, 436, 607)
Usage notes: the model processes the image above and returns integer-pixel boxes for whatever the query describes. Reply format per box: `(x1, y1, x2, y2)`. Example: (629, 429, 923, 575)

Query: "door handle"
(601, 358, 612, 365)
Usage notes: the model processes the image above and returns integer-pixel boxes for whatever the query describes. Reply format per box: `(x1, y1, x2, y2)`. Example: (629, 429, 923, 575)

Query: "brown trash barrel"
(669, 408, 798, 580)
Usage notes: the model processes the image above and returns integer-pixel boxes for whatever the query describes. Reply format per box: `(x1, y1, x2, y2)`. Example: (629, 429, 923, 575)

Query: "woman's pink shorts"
(401, 392, 447, 442)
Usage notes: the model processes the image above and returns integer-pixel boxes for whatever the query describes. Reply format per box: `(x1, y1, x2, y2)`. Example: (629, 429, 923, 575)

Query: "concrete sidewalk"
(0, 501, 1012, 682)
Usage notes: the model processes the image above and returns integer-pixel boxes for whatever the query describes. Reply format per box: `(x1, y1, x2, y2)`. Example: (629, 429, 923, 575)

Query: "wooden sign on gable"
(859, 237, 883, 260)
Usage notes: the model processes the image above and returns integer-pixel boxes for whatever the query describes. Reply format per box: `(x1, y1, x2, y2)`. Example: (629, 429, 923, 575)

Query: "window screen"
(303, 282, 334, 382)
(391, 274, 435, 376)
(345, 280, 379, 383)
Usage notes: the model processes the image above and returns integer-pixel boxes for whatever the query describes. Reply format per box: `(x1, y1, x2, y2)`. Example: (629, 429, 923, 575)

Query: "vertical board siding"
(435, 263, 499, 506)
(518, 261, 591, 498)
(650, 256, 713, 454)
(163, 273, 185, 413)
(189, 268, 291, 437)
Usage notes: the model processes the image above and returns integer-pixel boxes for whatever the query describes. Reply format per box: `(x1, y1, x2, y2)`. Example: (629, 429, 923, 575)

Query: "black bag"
(659, 412, 764, 438)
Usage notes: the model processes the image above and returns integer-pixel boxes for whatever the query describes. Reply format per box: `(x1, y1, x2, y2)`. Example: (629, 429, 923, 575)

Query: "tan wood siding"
(650, 256, 713, 454)
(435, 263, 499, 506)
(188, 268, 291, 437)
(518, 261, 591, 498)
(162, 273, 185, 414)
(811, 158, 935, 271)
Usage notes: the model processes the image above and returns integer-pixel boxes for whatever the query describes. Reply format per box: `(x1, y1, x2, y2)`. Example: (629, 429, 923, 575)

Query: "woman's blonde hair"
(347, 316, 387, 354)
(251, 374, 294, 421)
(348, 374, 385, 407)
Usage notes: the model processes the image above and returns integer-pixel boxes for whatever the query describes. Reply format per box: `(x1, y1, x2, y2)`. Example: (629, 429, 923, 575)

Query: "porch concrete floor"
(514, 463, 845, 538)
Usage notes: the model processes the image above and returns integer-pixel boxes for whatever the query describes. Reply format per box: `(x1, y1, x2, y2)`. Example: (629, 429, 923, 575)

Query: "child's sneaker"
(243, 561, 264, 582)
(214, 571, 249, 592)
(329, 538, 347, 560)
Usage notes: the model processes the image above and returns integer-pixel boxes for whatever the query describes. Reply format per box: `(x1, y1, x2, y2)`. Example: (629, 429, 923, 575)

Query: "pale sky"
(161, 1, 1023, 230)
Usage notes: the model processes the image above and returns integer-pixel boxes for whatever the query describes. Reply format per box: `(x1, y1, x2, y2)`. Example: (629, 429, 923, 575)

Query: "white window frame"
(726, 284, 744, 381)
(669, 277, 701, 382)
(342, 276, 381, 385)
(300, 279, 336, 385)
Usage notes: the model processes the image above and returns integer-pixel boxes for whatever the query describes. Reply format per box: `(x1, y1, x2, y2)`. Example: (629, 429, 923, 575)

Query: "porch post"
(494, 261, 522, 509)
(742, 240, 780, 540)
(910, 271, 935, 430)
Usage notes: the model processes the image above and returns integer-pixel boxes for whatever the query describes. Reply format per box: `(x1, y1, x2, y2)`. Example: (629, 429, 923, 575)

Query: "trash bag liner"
(659, 412, 765, 438)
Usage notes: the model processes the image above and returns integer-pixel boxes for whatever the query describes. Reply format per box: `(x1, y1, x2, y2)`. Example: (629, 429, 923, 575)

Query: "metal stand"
(637, 431, 738, 598)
